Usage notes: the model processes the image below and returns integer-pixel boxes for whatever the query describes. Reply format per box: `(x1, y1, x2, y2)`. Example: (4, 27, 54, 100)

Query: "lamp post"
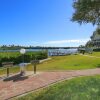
(20, 48, 26, 76)
(20, 48, 26, 62)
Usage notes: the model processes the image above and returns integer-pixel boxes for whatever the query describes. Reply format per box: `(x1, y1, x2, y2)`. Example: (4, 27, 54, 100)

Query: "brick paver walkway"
(0, 68, 100, 100)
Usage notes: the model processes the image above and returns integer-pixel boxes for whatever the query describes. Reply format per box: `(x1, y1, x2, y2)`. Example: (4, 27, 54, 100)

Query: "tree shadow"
(3, 74, 28, 82)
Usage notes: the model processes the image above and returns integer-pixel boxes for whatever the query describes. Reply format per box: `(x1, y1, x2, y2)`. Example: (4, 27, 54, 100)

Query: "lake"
(0, 49, 78, 56)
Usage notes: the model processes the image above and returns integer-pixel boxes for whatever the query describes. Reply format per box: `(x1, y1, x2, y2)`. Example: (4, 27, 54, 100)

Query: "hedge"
(93, 48, 100, 52)
(0, 51, 48, 67)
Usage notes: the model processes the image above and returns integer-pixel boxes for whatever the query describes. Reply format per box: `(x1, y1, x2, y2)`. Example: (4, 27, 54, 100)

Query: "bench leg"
(7, 68, 9, 77)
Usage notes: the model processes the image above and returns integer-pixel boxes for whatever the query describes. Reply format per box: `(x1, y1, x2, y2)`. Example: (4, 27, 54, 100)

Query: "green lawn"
(0, 66, 20, 76)
(15, 75, 100, 100)
(0, 54, 100, 75)
(87, 52, 100, 57)
(35, 54, 100, 71)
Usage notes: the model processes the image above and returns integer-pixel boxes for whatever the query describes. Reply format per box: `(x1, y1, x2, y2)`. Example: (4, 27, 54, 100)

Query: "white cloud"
(17, 39, 90, 47)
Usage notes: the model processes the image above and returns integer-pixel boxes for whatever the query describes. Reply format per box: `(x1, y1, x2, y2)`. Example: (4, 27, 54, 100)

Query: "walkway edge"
(11, 74, 99, 100)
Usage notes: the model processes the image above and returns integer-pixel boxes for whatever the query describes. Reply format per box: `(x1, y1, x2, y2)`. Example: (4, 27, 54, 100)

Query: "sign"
(31, 60, 39, 74)
(2, 62, 13, 68)
(2, 62, 13, 77)
(31, 60, 39, 65)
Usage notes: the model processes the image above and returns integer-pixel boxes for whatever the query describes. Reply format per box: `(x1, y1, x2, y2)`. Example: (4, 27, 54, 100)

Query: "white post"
(20, 48, 26, 76)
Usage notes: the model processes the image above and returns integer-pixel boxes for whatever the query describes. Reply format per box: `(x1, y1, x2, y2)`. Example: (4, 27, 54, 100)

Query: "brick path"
(0, 68, 100, 100)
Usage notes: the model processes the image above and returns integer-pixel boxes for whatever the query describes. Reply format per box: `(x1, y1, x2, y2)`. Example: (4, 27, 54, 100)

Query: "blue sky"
(0, 0, 97, 47)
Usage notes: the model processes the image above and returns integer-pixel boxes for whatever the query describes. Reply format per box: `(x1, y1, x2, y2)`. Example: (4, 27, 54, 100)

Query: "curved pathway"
(0, 68, 100, 100)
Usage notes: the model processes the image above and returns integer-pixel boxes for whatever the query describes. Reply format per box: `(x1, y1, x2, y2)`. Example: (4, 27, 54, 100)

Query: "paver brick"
(0, 68, 100, 100)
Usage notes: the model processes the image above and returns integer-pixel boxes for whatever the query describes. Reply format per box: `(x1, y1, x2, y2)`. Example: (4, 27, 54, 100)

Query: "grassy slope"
(87, 52, 100, 57)
(15, 75, 100, 100)
(0, 54, 100, 75)
(0, 66, 20, 76)
(35, 54, 100, 71)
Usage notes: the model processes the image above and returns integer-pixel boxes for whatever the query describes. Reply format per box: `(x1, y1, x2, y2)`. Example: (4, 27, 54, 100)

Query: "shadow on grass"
(96, 64, 100, 68)
(3, 74, 28, 82)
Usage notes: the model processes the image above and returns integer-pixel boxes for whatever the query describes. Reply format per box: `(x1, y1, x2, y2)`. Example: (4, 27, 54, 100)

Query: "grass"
(0, 51, 46, 57)
(0, 66, 20, 76)
(36, 54, 100, 71)
(87, 52, 100, 57)
(0, 53, 100, 75)
(14, 75, 100, 100)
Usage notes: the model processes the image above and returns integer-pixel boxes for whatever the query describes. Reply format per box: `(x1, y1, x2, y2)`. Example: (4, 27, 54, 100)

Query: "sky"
(0, 0, 97, 47)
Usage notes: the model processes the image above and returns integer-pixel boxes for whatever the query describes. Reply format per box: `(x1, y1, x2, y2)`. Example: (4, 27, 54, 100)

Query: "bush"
(93, 48, 100, 52)
(96, 64, 100, 68)
(0, 51, 48, 67)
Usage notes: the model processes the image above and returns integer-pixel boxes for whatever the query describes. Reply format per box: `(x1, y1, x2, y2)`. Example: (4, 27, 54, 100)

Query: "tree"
(85, 41, 93, 47)
(72, 0, 100, 25)
(96, 27, 100, 34)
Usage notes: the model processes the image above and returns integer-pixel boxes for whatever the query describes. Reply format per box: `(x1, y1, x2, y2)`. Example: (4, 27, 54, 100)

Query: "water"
(48, 49, 78, 56)
(0, 48, 78, 56)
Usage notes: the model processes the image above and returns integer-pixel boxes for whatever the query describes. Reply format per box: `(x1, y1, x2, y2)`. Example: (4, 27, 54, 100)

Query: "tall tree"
(72, 0, 100, 25)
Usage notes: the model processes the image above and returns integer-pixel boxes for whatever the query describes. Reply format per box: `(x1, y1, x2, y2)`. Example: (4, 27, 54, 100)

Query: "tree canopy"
(72, 0, 100, 25)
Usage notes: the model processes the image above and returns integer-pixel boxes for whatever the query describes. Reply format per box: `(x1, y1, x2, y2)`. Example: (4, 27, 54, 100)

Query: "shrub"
(0, 51, 48, 67)
(93, 48, 100, 52)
